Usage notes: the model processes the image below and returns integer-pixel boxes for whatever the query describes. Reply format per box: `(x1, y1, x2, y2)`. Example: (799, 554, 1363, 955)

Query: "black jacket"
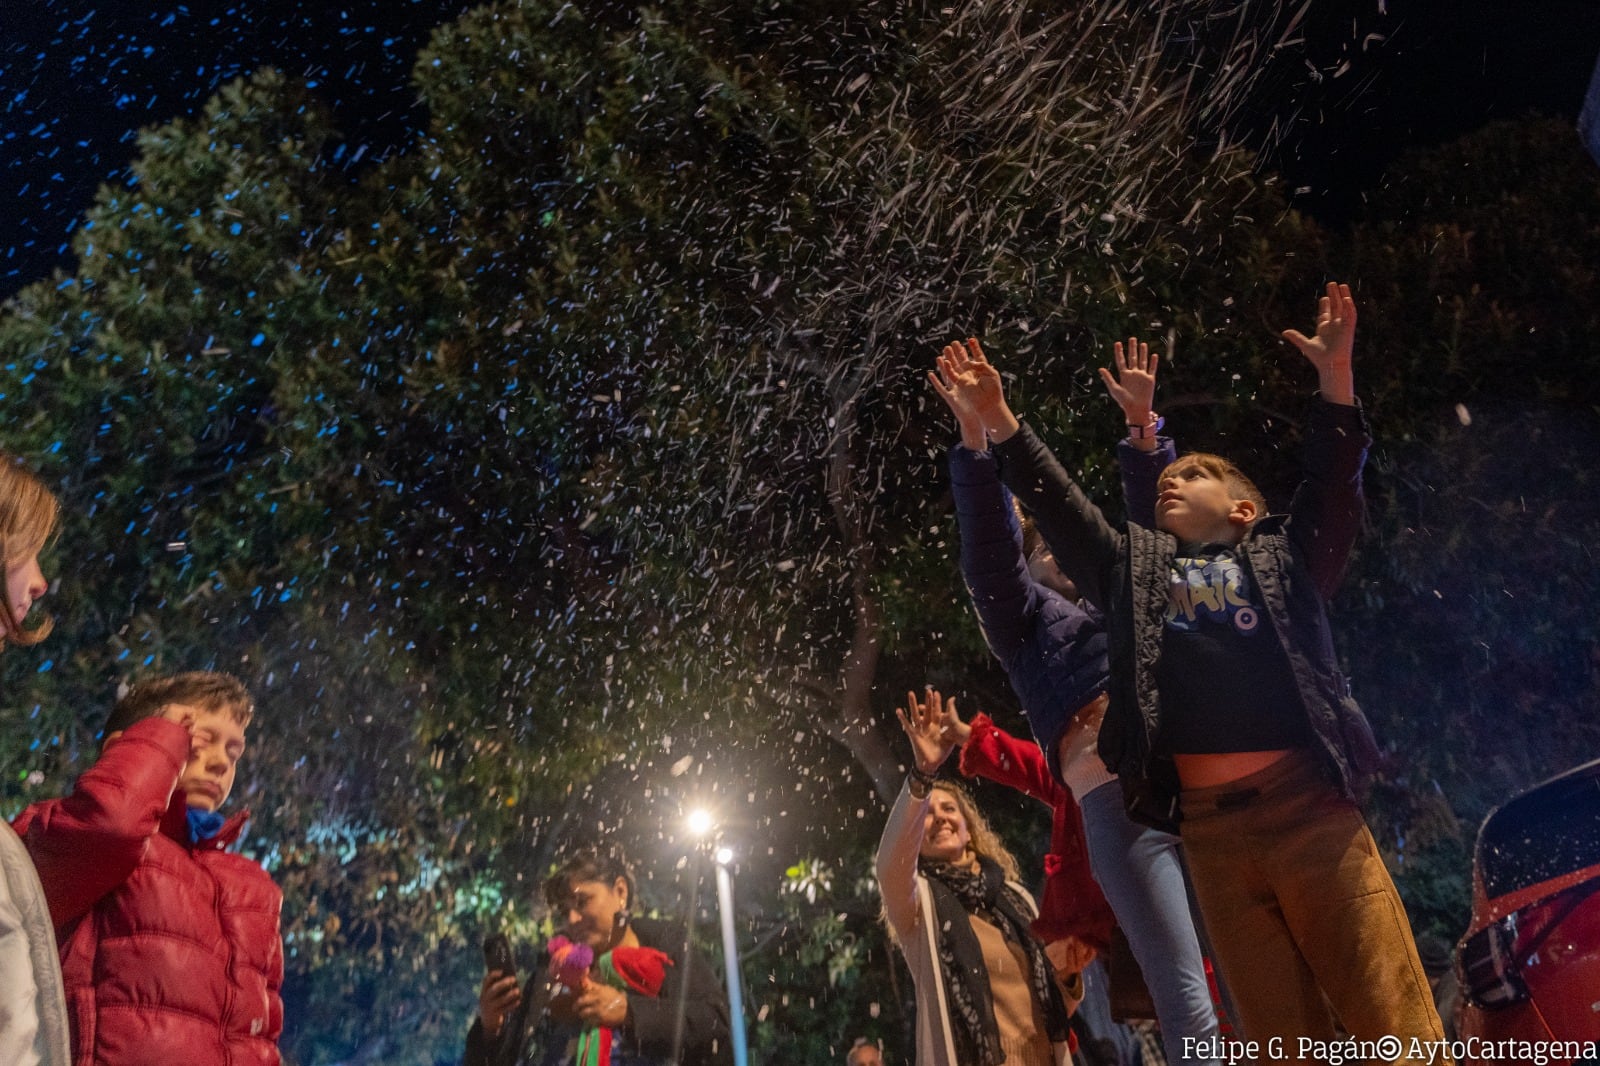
(463, 917, 732, 1066)
(992, 398, 1383, 832)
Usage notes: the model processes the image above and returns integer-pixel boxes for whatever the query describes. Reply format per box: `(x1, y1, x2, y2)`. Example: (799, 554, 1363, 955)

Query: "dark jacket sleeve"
(16, 717, 186, 929)
(1284, 398, 1372, 600)
(991, 423, 1125, 613)
(1116, 436, 1178, 530)
(463, 988, 534, 1066)
(462, 1016, 503, 1066)
(950, 444, 1047, 662)
(627, 931, 732, 1064)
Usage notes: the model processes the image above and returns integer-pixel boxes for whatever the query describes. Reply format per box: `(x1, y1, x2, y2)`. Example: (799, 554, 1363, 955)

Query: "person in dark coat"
(464, 844, 731, 1066)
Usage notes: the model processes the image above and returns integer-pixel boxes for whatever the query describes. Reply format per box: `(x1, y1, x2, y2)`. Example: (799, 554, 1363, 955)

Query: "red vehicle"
(1455, 757, 1600, 1063)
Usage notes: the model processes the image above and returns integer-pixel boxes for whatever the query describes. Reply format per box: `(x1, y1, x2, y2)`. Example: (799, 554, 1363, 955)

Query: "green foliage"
(1323, 118, 1600, 936)
(751, 854, 905, 1063)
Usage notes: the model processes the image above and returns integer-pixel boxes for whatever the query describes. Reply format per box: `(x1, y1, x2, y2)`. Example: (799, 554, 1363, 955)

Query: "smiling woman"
(877, 687, 1075, 1066)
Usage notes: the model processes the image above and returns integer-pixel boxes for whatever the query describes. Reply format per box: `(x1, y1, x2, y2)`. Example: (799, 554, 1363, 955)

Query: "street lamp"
(686, 807, 715, 838)
(681, 809, 751, 1066)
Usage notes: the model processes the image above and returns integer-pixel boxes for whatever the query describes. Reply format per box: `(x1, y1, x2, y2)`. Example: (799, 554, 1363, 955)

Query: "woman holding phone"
(463, 843, 731, 1066)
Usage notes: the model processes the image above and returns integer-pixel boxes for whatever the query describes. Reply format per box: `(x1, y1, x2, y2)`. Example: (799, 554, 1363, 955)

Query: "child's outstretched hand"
(1281, 282, 1357, 406)
(937, 338, 1021, 443)
(929, 344, 987, 451)
(936, 692, 973, 748)
(1097, 336, 1161, 451)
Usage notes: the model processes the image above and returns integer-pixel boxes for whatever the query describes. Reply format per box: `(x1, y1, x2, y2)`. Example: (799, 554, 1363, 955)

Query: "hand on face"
(174, 707, 245, 812)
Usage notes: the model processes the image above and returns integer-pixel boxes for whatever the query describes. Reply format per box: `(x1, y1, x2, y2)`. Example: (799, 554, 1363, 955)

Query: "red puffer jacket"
(11, 717, 283, 1066)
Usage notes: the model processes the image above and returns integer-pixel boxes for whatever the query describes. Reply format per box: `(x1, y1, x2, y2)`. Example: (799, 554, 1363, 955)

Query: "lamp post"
(685, 809, 751, 1066)
(713, 846, 751, 1066)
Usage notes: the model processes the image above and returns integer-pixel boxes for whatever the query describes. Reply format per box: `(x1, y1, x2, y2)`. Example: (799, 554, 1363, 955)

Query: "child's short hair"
(0, 454, 59, 649)
(543, 842, 635, 911)
(1158, 452, 1268, 518)
(103, 672, 254, 738)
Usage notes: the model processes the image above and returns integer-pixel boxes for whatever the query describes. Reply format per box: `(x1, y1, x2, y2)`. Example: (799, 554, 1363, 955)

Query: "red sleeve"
(19, 717, 187, 928)
(958, 713, 1067, 808)
(267, 912, 285, 1054)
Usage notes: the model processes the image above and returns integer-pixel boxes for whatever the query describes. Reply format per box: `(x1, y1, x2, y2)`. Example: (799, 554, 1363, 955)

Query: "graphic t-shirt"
(1153, 544, 1313, 754)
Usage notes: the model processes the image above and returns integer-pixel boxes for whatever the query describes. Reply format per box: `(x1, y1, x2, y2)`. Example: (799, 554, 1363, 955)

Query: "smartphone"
(483, 933, 517, 978)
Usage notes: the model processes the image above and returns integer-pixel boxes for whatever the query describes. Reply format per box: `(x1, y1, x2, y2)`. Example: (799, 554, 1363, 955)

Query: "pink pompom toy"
(547, 935, 593, 994)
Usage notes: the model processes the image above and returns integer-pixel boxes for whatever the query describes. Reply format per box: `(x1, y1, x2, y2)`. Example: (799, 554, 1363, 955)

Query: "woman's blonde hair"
(0, 455, 59, 649)
(930, 781, 1022, 883)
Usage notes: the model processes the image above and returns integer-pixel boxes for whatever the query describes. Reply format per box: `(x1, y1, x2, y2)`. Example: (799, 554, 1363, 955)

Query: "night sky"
(3, 0, 1598, 300)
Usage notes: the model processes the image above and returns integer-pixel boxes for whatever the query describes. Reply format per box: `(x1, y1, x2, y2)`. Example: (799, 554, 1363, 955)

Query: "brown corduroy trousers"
(1178, 751, 1452, 1066)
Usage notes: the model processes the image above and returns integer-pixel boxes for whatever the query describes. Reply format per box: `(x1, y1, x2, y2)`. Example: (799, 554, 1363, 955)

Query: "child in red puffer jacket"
(12, 672, 283, 1066)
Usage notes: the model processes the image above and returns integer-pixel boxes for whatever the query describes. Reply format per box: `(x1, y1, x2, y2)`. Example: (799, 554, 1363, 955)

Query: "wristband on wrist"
(908, 765, 937, 798)
(1126, 413, 1164, 439)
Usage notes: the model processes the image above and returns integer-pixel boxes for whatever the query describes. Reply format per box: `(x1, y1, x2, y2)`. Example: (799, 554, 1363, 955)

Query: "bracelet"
(1126, 413, 1165, 439)
(908, 766, 937, 798)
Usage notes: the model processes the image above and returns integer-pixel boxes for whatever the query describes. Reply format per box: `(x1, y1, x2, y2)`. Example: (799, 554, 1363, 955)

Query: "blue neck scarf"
(186, 806, 227, 845)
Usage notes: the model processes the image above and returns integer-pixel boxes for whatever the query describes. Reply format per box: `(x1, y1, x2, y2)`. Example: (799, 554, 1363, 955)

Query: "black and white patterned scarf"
(919, 855, 1071, 1065)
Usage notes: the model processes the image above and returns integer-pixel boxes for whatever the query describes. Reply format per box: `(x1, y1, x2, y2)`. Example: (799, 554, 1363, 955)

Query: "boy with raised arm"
(12, 672, 283, 1066)
(938, 284, 1449, 1062)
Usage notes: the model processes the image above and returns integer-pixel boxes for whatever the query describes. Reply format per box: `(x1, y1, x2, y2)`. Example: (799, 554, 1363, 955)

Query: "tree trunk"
(817, 368, 903, 805)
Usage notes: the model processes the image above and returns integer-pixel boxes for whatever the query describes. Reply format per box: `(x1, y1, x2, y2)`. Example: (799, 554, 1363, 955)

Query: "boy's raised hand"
(929, 345, 987, 451)
(1097, 336, 1161, 451)
(896, 686, 958, 775)
(938, 338, 1021, 443)
(1281, 282, 1357, 406)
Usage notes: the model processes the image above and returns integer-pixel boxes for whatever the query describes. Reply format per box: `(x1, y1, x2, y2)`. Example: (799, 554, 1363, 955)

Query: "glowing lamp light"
(686, 808, 715, 837)
(714, 846, 734, 866)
